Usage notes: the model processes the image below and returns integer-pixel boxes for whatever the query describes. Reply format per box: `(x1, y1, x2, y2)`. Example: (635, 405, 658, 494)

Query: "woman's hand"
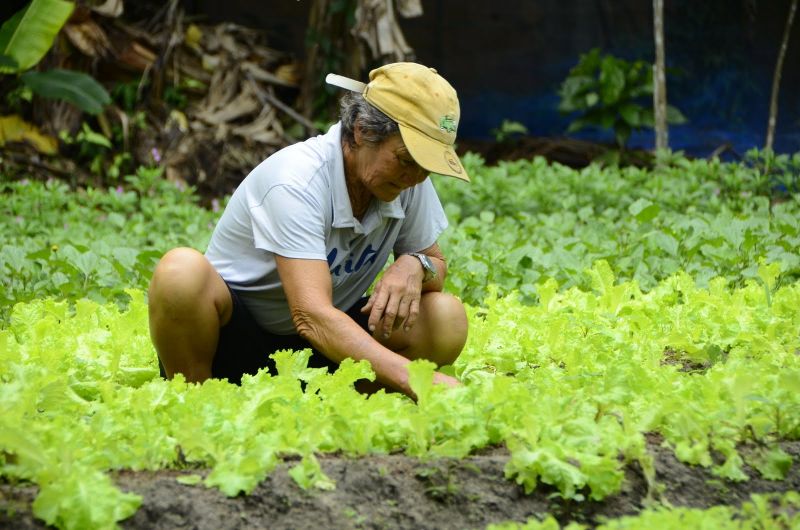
(432, 372, 461, 388)
(361, 254, 424, 339)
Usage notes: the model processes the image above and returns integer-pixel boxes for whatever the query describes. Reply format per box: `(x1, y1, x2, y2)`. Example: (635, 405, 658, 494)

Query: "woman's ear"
(352, 122, 363, 147)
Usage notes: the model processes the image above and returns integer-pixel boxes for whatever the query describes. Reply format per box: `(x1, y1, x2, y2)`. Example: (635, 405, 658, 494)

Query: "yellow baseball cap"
(326, 62, 470, 182)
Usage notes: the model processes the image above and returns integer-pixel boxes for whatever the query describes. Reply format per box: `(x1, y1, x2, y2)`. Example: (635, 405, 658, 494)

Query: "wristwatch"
(406, 252, 437, 283)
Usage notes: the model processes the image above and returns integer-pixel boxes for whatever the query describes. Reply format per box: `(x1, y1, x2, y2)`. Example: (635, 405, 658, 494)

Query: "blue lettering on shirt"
(327, 244, 378, 277)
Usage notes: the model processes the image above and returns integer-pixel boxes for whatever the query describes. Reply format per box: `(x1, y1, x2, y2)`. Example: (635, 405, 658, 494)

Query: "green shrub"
(558, 48, 686, 147)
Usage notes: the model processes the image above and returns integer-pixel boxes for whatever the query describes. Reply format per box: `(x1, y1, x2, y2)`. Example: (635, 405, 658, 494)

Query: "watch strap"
(406, 252, 437, 283)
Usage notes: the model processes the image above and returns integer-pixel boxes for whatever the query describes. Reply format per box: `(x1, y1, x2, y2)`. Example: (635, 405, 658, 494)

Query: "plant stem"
(766, 0, 798, 151)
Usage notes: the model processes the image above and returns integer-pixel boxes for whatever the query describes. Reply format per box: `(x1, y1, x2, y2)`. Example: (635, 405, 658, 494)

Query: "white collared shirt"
(205, 123, 448, 334)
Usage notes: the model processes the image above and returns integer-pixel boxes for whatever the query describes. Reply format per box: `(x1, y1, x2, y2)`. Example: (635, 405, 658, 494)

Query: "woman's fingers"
(361, 261, 423, 338)
(395, 294, 413, 331)
(366, 288, 390, 335)
(361, 292, 375, 313)
(432, 372, 461, 387)
(404, 297, 420, 331)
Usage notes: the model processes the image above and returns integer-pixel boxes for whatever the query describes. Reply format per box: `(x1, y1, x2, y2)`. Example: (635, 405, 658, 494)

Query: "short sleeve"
(393, 178, 449, 255)
(249, 184, 328, 259)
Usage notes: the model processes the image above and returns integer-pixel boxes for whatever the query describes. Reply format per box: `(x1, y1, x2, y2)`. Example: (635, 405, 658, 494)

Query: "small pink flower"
(151, 147, 162, 163)
(115, 185, 124, 194)
(19, 179, 29, 186)
(14, 216, 23, 223)
(211, 198, 220, 213)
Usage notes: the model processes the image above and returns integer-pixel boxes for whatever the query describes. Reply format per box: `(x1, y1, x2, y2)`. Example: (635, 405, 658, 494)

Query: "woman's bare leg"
(148, 247, 232, 383)
(380, 292, 469, 367)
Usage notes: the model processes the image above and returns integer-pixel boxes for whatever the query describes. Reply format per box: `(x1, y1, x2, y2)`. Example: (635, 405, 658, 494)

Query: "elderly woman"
(148, 63, 470, 398)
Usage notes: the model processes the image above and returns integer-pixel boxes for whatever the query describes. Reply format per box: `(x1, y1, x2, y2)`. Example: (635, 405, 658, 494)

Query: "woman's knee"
(420, 292, 468, 364)
(149, 248, 228, 318)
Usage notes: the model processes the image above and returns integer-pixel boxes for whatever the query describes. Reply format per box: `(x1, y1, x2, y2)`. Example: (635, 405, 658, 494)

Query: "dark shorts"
(158, 284, 371, 385)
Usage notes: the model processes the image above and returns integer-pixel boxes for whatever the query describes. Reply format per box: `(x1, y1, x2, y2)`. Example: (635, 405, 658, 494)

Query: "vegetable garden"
(2, 150, 800, 529)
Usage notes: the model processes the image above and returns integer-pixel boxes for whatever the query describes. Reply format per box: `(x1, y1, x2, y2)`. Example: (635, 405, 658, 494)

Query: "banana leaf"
(21, 68, 110, 114)
(0, 0, 75, 73)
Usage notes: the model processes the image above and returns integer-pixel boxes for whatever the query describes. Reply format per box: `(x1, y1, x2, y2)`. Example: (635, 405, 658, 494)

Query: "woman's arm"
(275, 255, 457, 398)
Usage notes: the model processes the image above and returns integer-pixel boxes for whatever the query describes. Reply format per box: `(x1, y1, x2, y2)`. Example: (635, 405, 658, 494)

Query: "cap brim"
(398, 124, 470, 182)
(325, 73, 367, 93)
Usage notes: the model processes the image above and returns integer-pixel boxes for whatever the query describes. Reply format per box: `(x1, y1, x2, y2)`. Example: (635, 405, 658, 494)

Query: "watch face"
(408, 252, 435, 281)
(415, 253, 435, 281)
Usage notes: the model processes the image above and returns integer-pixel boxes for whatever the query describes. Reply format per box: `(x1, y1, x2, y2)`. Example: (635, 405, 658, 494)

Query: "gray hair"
(339, 92, 399, 147)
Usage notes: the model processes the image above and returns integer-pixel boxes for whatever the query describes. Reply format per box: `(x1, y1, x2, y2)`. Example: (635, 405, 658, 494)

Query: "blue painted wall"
(399, 0, 800, 156)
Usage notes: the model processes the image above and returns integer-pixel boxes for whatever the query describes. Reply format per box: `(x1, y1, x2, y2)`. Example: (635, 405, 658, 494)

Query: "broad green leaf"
(32, 467, 141, 530)
(618, 103, 642, 127)
(628, 198, 660, 223)
(666, 105, 688, 124)
(0, 0, 75, 73)
(22, 68, 110, 115)
(0, 8, 26, 72)
(639, 108, 655, 128)
(575, 48, 601, 74)
(599, 57, 625, 104)
(566, 117, 589, 133)
(407, 359, 437, 404)
(749, 448, 793, 480)
(757, 261, 781, 292)
(76, 121, 112, 147)
(651, 232, 679, 256)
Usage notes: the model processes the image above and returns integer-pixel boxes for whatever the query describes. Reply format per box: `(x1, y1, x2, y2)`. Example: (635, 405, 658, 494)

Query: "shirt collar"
(329, 122, 406, 234)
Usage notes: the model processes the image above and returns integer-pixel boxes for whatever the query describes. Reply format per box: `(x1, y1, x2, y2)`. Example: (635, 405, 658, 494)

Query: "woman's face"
(355, 133, 429, 202)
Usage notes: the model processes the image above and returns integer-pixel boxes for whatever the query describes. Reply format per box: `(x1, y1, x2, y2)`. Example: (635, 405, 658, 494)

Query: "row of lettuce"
(3, 151, 800, 321)
(2, 262, 799, 528)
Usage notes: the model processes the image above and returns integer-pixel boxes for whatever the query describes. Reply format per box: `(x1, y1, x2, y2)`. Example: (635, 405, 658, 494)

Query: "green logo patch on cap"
(439, 115, 457, 133)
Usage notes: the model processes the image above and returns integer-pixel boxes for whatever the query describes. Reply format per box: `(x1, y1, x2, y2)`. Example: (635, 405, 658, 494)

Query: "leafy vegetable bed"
(1, 151, 799, 529)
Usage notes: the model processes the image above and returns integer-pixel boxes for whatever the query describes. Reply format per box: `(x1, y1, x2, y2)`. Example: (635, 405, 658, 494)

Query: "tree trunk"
(299, 0, 362, 122)
(766, 0, 798, 152)
(652, 0, 668, 152)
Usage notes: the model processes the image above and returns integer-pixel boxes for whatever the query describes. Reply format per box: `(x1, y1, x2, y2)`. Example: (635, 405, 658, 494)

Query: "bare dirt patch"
(2, 440, 799, 529)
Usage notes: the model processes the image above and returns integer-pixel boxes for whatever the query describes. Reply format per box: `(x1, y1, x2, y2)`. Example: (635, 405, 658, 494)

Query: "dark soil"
(455, 137, 655, 169)
(2, 440, 799, 530)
